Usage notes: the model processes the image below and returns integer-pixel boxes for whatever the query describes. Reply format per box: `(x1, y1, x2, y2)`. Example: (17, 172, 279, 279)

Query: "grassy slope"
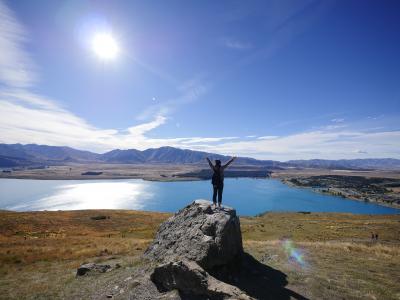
(0, 210, 399, 299)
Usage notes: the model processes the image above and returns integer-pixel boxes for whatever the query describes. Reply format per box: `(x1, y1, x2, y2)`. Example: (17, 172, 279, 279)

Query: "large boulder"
(145, 199, 243, 270)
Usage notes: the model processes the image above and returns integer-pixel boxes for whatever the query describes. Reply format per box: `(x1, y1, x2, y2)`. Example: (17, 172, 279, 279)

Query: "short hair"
(215, 160, 221, 166)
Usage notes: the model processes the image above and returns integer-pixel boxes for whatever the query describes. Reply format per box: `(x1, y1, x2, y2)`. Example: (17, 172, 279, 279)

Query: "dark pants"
(213, 184, 224, 205)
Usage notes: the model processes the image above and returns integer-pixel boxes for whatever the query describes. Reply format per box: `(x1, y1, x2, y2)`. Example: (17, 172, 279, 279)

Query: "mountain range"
(1, 143, 399, 170)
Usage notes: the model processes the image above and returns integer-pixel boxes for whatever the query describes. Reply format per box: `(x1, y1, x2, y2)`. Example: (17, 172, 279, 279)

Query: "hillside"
(0, 209, 399, 299)
(1, 143, 400, 170)
(0, 144, 275, 167)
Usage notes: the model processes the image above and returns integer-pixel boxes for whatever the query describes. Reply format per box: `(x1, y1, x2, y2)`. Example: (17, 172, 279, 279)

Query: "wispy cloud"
(0, 88, 239, 153)
(354, 149, 367, 154)
(331, 118, 345, 123)
(222, 37, 253, 50)
(0, 1, 36, 87)
(1, 86, 399, 159)
(136, 76, 208, 121)
(257, 136, 279, 140)
(190, 128, 400, 160)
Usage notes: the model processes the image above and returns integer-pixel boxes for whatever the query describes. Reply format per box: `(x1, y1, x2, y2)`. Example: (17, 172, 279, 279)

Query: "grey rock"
(151, 260, 252, 300)
(76, 263, 112, 276)
(144, 200, 254, 299)
(145, 200, 243, 270)
(151, 260, 208, 295)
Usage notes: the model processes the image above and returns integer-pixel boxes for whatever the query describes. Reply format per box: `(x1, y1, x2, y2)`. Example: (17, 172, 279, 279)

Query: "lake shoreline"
(281, 179, 400, 210)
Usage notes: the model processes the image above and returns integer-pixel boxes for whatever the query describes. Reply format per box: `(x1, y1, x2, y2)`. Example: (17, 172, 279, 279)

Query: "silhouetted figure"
(206, 156, 237, 208)
(375, 233, 378, 241)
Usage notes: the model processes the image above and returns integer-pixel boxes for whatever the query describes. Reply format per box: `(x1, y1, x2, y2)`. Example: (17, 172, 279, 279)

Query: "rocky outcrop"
(145, 200, 251, 299)
(145, 199, 243, 270)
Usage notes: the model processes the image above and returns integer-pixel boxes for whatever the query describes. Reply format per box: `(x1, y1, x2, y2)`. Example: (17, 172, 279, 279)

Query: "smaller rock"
(151, 260, 253, 299)
(76, 263, 112, 276)
(151, 260, 208, 295)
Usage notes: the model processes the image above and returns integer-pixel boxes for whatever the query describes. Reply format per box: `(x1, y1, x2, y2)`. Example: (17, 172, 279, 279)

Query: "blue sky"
(0, 0, 399, 160)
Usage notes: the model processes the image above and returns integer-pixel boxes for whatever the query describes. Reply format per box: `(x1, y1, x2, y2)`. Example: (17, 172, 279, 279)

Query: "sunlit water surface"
(0, 178, 398, 215)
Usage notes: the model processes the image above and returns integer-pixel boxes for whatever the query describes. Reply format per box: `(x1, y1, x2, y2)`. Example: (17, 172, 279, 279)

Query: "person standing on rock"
(206, 156, 237, 208)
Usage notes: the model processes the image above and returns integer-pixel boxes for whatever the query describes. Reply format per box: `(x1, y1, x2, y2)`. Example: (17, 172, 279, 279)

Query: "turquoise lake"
(0, 178, 398, 215)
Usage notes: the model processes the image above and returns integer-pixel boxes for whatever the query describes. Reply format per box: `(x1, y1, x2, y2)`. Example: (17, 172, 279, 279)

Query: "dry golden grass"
(241, 213, 400, 300)
(241, 212, 400, 242)
(0, 210, 399, 299)
(0, 210, 169, 265)
(0, 210, 169, 300)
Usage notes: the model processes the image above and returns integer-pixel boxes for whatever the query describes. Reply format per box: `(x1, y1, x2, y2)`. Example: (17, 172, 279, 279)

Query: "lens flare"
(281, 239, 306, 268)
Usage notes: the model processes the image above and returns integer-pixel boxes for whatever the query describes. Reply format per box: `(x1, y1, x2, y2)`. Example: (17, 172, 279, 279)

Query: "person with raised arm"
(206, 156, 237, 209)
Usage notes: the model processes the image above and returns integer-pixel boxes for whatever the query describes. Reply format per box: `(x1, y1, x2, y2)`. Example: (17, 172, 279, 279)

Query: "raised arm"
(206, 157, 215, 171)
(223, 156, 237, 169)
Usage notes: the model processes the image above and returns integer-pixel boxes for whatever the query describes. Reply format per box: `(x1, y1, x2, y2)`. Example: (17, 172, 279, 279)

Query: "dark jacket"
(206, 157, 235, 186)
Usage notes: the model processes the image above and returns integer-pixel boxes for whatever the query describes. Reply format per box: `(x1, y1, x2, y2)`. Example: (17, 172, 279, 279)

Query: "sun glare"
(91, 33, 119, 60)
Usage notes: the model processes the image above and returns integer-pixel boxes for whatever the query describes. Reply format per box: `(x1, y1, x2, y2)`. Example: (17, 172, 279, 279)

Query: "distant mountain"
(100, 149, 145, 163)
(1, 143, 399, 170)
(0, 144, 270, 166)
(100, 146, 274, 166)
(0, 144, 99, 165)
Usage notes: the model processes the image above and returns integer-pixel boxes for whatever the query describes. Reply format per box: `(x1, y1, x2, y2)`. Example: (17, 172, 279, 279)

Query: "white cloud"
(354, 149, 367, 154)
(222, 38, 253, 50)
(137, 77, 208, 121)
(1, 86, 400, 159)
(194, 129, 400, 161)
(179, 137, 238, 144)
(0, 89, 241, 153)
(0, 1, 36, 87)
(127, 115, 166, 136)
(257, 135, 279, 140)
(331, 118, 344, 123)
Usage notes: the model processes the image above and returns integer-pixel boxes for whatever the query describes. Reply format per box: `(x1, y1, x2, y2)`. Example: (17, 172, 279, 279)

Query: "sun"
(91, 33, 119, 60)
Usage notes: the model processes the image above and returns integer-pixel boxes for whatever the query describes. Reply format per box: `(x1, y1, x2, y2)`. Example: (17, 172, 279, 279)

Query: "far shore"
(272, 169, 400, 209)
(0, 163, 272, 181)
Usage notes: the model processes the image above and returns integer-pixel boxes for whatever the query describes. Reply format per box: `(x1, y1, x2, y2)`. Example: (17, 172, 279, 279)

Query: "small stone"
(76, 263, 112, 276)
